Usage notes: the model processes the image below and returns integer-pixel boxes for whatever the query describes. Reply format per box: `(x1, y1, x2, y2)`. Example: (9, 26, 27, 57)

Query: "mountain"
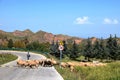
(12, 29, 34, 37)
(0, 29, 83, 44)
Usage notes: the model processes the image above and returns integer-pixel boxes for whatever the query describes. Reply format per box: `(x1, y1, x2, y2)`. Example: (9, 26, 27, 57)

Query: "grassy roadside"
(0, 53, 18, 65)
(55, 61, 120, 80)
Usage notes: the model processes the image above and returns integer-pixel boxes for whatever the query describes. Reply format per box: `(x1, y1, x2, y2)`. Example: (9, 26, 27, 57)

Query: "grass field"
(0, 53, 18, 65)
(55, 61, 120, 80)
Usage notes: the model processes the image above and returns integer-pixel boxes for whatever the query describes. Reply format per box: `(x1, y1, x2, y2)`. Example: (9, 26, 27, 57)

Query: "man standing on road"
(27, 51, 30, 60)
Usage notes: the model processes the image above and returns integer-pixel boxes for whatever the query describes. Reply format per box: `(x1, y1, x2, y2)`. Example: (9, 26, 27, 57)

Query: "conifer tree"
(50, 40, 56, 54)
(70, 40, 79, 59)
(63, 40, 68, 55)
(100, 38, 108, 59)
(93, 40, 100, 58)
(94, 38, 108, 60)
(106, 34, 120, 60)
(84, 38, 93, 61)
(8, 39, 13, 48)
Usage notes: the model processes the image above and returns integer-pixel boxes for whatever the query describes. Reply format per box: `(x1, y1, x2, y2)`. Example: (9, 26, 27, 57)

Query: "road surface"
(0, 50, 64, 80)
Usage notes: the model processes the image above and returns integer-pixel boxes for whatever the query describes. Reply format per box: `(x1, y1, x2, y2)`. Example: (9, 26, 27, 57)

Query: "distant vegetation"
(50, 34, 120, 61)
(0, 32, 120, 60)
(0, 53, 18, 65)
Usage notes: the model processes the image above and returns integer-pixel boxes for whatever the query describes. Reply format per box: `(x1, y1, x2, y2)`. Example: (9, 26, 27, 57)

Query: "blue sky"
(0, 0, 120, 38)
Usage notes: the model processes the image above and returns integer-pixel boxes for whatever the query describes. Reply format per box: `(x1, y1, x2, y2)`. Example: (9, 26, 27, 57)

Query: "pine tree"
(63, 40, 68, 55)
(55, 40, 60, 57)
(106, 34, 120, 60)
(93, 40, 100, 59)
(112, 35, 120, 60)
(70, 40, 79, 59)
(8, 39, 13, 48)
(94, 38, 108, 60)
(100, 38, 108, 59)
(84, 38, 93, 61)
(50, 40, 56, 54)
(50, 40, 60, 57)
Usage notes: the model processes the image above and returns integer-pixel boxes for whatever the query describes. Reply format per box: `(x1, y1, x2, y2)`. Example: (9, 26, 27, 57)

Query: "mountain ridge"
(0, 29, 84, 44)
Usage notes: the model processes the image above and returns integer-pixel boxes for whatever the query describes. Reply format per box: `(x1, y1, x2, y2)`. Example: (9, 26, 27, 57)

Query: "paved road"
(0, 50, 64, 80)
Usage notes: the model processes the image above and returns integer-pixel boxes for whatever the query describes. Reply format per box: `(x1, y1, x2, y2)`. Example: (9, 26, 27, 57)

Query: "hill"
(0, 29, 83, 44)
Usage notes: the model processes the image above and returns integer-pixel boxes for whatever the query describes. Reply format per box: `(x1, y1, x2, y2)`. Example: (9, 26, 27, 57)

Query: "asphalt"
(0, 50, 64, 80)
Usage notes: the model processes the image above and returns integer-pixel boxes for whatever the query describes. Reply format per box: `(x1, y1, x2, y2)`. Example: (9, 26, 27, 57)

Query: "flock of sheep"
(17, 58, 58, 68)
(16, 58, 75, 71)
(17, 58, 106, 72)
(60, 61, 106, 72)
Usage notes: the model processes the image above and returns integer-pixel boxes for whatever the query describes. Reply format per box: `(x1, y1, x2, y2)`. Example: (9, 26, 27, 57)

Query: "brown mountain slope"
(0, 29, 83, 44)
(12, 29, 34, 37)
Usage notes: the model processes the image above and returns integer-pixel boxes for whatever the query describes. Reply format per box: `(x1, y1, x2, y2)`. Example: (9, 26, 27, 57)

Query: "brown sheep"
(27, 60, 38, 68)
(17, 60, 28, 67)
(50, 59, 58, 65)
(60, 62, 68, 68)
(42, 59, 53, 67)
(39, 59, 44, 66)
(66, 62, 75, 72)
(17, 60, 23, 67)
(33, 60, 40, 67)
(70, 65, 74, 72)
(67, 62, 75, 67)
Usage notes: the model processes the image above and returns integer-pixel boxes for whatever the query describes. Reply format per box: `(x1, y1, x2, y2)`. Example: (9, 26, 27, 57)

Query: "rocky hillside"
(0, 29, 83, 44)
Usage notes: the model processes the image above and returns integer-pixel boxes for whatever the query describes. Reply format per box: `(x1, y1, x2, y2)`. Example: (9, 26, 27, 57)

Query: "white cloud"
(103, 18, 119, 24)
(113, 19, 119, 24)
(74, 16, 93, 24)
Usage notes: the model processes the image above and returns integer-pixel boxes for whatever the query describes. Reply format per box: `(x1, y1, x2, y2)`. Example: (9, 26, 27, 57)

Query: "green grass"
(0, 53, 18, 65)
(55, 61, 120, 80)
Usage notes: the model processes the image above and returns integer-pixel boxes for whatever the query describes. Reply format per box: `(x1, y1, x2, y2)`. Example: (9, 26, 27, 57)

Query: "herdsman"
(27, 51, 30, 60)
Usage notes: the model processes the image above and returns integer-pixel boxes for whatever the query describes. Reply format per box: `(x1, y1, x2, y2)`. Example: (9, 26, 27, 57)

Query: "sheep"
(67, 62, 75, 67)
(17, 60, 23, 67)
(39, 59, 45, 66)
(42, 59, 53, 67)
(24, 60, 36, 68)
(70, 65, 74, 72)
(33, 60, 40, 67)
(66, 62, 75, 72)
(50, 58, 58, 65)
(17, 60, 28, 67)
(60, 62, 68, 68)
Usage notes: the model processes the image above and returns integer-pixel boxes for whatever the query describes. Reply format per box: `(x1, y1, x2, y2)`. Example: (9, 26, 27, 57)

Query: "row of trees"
(50, 35, 120, 60)
(50, 40, 82, 59)
(0, 34, 120, 60)
(26, 41, 50, 52)
(0, 38, 50, 52)
(0, 39, 27, 49)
